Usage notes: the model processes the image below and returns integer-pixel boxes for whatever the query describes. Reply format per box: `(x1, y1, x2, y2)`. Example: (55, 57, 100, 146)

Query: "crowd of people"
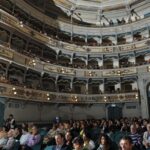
(0, 115, 150, 150)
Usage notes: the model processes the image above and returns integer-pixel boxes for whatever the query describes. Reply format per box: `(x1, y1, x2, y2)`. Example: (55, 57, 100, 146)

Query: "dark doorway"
(0, 101, 5, 126)
(108, 105, 122, 119)
(146, 84, 150, 118)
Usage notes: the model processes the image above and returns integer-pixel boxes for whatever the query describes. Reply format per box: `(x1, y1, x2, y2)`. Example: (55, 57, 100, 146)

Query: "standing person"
(5, 114, 16, 130)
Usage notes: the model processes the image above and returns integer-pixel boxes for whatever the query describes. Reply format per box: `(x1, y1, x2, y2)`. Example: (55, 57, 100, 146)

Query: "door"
(147, 86, 150, 118)
(108, 105, 122, 120)
(0, 101, 5, 126)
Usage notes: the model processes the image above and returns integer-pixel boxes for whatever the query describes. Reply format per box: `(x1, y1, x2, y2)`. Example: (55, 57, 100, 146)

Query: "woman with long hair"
(97, 133, 117, 150)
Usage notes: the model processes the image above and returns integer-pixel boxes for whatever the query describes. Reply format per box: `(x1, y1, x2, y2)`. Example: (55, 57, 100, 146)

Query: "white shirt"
(0, 137, 7, 145)
(20, 132, 31, 145)
(84, 140, 95, 150)
(3, 137, 15, 150)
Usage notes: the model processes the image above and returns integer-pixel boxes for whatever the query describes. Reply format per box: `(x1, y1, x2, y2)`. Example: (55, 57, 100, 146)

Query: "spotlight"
(12, 87, 16, 91)
(13, 91, 17, 95)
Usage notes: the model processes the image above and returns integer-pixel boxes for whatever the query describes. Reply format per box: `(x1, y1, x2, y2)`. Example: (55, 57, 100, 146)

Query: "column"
(8, 32, 13, 48)
(85, 34, 88, 45)
(70, 55, 73, 65)
(55, 75, 59, 92)
(86, 55, 88, 68)
(99, 81, 104, 93)
(113, 57, 119, 68)
(86, 80, 89, 94)
(138, 74, 150, 118)
(70, 78, 73, 92)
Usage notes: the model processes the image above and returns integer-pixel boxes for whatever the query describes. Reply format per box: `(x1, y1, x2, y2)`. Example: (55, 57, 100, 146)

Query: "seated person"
(13, 127, 22, 141)
(65, 131, 73, 149)
(19, 126, 31, 149)
(0, 127, 7, 148)
(25, 125, 41, 150)
(82, 131, 95, 150)
(72, 136, 88, 150)
(51, 132, 71, 150)
(129, 124, 142, 149)
(47, 124, 58, 138)
(119, 136, 138, 150)
(0, 129, 15, 150)
(97, 133, 115, 150)
(143, 123, 150, 149)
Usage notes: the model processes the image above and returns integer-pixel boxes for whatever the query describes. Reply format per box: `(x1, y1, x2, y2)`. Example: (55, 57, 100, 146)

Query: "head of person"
(22, 126, 28, 134)
(146, 123, 150, 132)
(99, 133, 111, 146)
(55, 132, 65, 146)
(14, 127, 22, 137)
(130, 124, 137, 134)
(9, 114, 14, 120)
(31, 125, 39, 135)
(0, 127, 7, 138)
(7, 129, 14, 138)
(72, 136, 84, 150)
(22, 123, 28, 129)
(119, 136, 133, 150)
(65, 131, 72, 142)
(82, 130, 91, 142)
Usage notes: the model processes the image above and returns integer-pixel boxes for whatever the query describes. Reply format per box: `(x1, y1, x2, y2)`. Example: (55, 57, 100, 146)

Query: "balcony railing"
(1, 44, 150, 78)
(0, 9, 149, 54)
(0, 82, 139, 104)
(11, 0, 150, 35)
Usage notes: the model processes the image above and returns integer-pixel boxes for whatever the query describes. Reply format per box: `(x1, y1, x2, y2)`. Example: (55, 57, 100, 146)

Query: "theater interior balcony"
(1, 0, 150, 122)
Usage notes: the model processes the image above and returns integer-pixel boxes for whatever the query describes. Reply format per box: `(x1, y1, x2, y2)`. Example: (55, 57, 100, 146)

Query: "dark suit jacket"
(51, 144, 72, 150)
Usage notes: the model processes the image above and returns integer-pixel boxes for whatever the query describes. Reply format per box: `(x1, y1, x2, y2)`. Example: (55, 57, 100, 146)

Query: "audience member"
(25, 125, 41, 150)
(119, 136, 139, 150)
(65, 131, 73, 149)
(0, 127, 7, 148)
(82, 131, 95, 150)
(1, 129, 15, 150)
(97, 133, 115, 150)
(19, 126, 31, 148)
(72, 136, 88, 150)
(5, 114, 16, 130)
(143, 123, 150, 150)
(51, 132, 71, 150)
(0, 116, 150, 150)
(13, 126, 22, 141)
(129, 124, 142, 149)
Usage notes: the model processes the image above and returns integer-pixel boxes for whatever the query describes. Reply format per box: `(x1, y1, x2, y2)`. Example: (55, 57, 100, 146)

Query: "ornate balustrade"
(0, 82, 139, 103)
(1, 45, 150, 78)
(0, 9, 150, 54)
(12, 0, 150, 35)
